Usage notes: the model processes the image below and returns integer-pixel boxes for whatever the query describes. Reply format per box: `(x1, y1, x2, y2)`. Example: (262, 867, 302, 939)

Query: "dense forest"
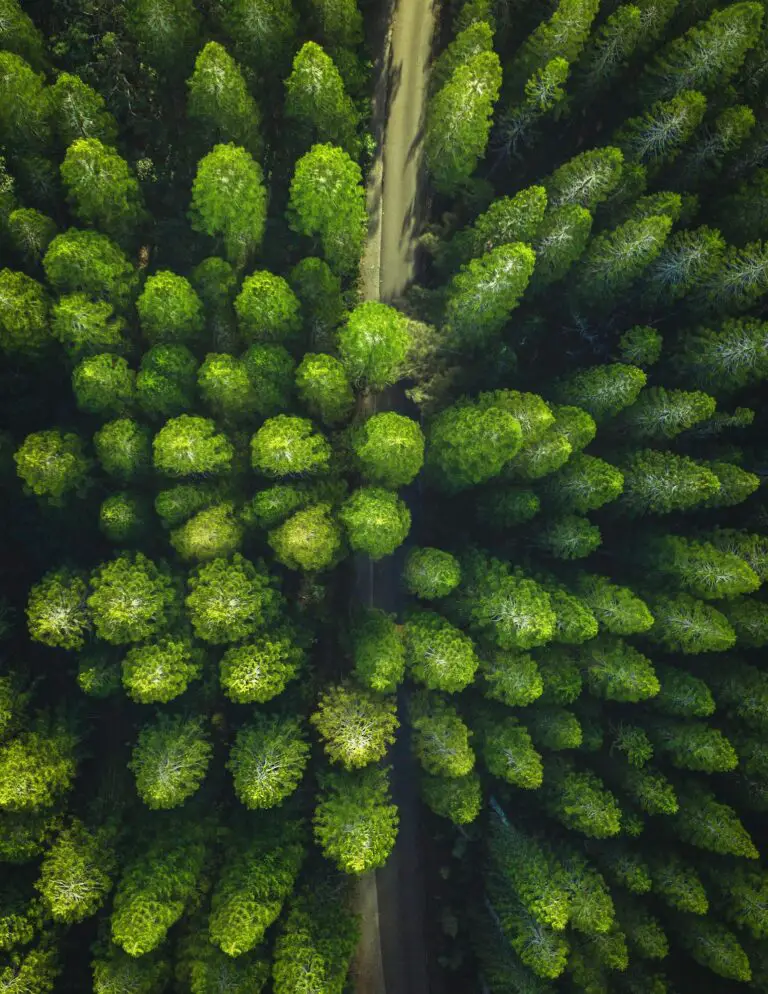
(2, 0, 768, 991)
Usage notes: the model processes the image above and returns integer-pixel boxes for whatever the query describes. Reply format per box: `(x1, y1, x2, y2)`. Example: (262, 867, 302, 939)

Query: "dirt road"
(352, 0, 437, 988)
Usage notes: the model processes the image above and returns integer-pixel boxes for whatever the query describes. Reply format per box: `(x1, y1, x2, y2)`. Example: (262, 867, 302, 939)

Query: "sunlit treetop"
(251, 415, 331, 478)
(137, 271, 205, 346)
(15, 429, 91, 505)
(153, 415, 234, 477)
(185, 554, 283, 644)
(88, 553, 179, 645)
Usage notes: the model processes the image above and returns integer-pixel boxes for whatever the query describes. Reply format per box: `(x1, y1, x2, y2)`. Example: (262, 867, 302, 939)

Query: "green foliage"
(339, 486, 411, 559)
(187, 43, 261, 157)
(616, 386, 716, 440)
(403, 547, 461, 599)
(290, 256, 345, 349)
(93, 418, 150, 481)
(76, 650, 121, 699)
(542, 454, 624, 513)
(285, 43, 359, 155)
(251, 415, 330, 479)
(314, 767, 398, 873)
(88, 552, 178, 645)
(153, 415, 233, 477)
(72, 353, 135, 417)
(197, 353, 257, 424)
(478, 715, 543, 788)
(92, 945, 170, 994)
(36, 820, 114, 923)
(0, 716, 77, 812)
(543, 146, 624, 212)
(0, 0, 46, 69)
(445, 185, 548, 272)
(653, 664, 715, 717)
(701, 459, 760, 508)
(185, 554, 282, 644)
(122, 636, 202, 703)
(543, 760, 622, 838)
(421, 770, 482, 824)
(269, 503, 343, 571)
(479, 649, 544, 706)
(295, 352, 354, 424)
(410, 694, 474, 777)
(287, 143, 366, 274)
(129, 714, 211, 808)
(0, 52, 51, 153)
(8, 208, 57, 265)
(426, 400, 522, 492)
(445, 243, 536, 347)
(337, 301, 411, 391)
(619, 449, 721, 515)
(137, 271, 204, 346)
(721, 596, 768, 648)
(532, 513, 602, 560)
(678, 919, 752, 982)
(219, 632, 303, 703)
(137, 345, 198, 421)
(99, 492, 147, 541)
(581, 637, 660, 702)
(351, 608, 406, 693)
(15, 430, 90, 505)
(50, 294, 126, 359)
(61, 139, 144, 243)
(311, 683, 398, 769)
(425, 51, 502, 195)
(674, 782, 758, 858)
(219, 0, 298, 76)
(404, 609, 478, 693)
(27, 568, 90, 650)
(643, 534, 760, 599)
(527, 706, 582, 751)
(671, 317, 768, 392)
(431, 20, 494, 92)
(126, 0, 200, 73)
(50, 72, 117, 147)
(641, 226, 725, 308)
(645, 592, 736, 653)
(228, 714, 309, 809)
(476, 487, 541, 528)
(0, 269, 50, 356)
(352, 412, 424, 488)
(110, 823, 206, 956)
(551, 363, 646, 422)
(242, 344, 296, 417)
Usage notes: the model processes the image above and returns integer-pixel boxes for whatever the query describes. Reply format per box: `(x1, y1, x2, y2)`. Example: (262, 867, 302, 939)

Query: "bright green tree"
(197, 353, 255, 422)
(137, 271, 204, 346)
(581, 636, 660, 702)
(122, 635, 202, 703)
(50, 294, 126, 359)
(285, 42, 359, 155)
(129, 714, 211, 809)
(185, 554, 282, 644)
(0, 269, 50, 356)
(314, 767, 398, 874)
(352, 412, 424, 488)
(619, 449, 721, 515)
(93, 418, 150, 481)
(268, 503, 343, 572)
(234, 270, 301, 344)
(8, 207, 57, 265)
(295, 352, 354, 424)
(425, 400, 522, 492)
(351, 608, 406, 694)
(410, 695, 474, 777)
(0, 716, 77, 812)
(421, 770, 482, 824)
(404, 610, 478, 692)
(187, 43, 261, 157)
(403, 547, 461, 599)
(60, 139, 144, 243)
(15, 430, 90, 505)
(311, 683, 398, 769)
(27, 569, 90, 650)
(337, 300, 411, 391)
(477, 714, 543, 789)
(228, 715, 309, 809)
(219, 632, 303, 703)
(50, 72, 117, 147)
(243, 344, 296, 417)
(88, 552, 178, 645)
(72, 353, 135, 417)
(251, 415, 330, 478)
(339, 487, 411, 559)
(479, 650, 544, 706)
(645, 592, 736, 653)
(35, 820, 115, 923)
(153, 415, 233, 477)
(616, 386, 716, 440)
(543, 759, 622, 838)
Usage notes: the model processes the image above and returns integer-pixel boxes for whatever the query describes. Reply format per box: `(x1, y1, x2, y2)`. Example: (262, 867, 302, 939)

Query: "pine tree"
(285, 43, 359, 156)
(186, 43, 261, 157)
(640, 225, 726, 307)
(670, 317, 768, 392)
(619, 449, 721, 515)
(551, 363, 647, 421)
(313, 767, 398, 873)
(613, 91, 707, 173)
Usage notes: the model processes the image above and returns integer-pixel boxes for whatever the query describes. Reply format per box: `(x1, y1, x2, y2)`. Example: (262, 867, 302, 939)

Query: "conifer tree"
(285, 43, 359, 155)
(187, 43, 261, 157)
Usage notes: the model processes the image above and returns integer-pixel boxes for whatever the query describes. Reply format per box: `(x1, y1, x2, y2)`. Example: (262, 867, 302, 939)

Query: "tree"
(295, 353, 354, 424)
(532, 513, 602, 560)
(647, 717, 737, 773)
(0, 52, 51, 154)
(715, 166, 768, 244)
(311, 683, 398, 769)
(0, 269, 50, 356)
(189, 144, 267, 269)
(0, 943, 59, 994)
(709, 863, 768, 939)
(88, 552, 178, 645)
(289, 256, 346, 350)
(678, 919, 752, 982)
(337, 301, 411, 391)
(338, 487, 411, 559)
(571, 6, 645, 102)
(137, 271, 204, 346)
(528, 204, 594, 292)
(137, 345, 198, 421)
(60, 139, 144, 244)
(218, 0, 298, 77)
(403, 610, 478, 692)
(421, 771, 482, 824)
(639, 2, 763, 102)
(351, 608, 406, 693)
(285, 43, 359, 155)
(209, 822, 305, 956)
(72, 353, 135, 417)
(571, 215, 673, 310)
(543, 146, 624, 212)
(110, 822, 206, 956)
(504, 0, 600, 94)
(403, 547, 461, 599)
(701, 460, 760, 508)
(613, 91, 707, 174)
(243, 345, 296, 417)
(287, 143, 366, 274)
(425, 401, 522, 492)
(615, 386, 716, 440)
(0, 0, 46, 70)
(129, 714, 211, 809)
(187, 43, 261, 157)
(493, 57, 570, 158)
(352, 412, 424, 488)
(674, 782, 758, 858)
(153, 415, 233, 477)
(192, 256, 238, 350)
(268, 503, 343, 571)
(542, 454, 624, 513)
(444, 243, 535, 347)
(50, 72, 117, 147)
(703, 240, 768, 314)
(122, 635, 202, 703)
(228, 715, 309, 808)
(27, 569, 90, 650)
(219, 632, 303, 703)
(251, 415, 331, 477)
(721, 596, 768, 648)
(550, 363, 646, 422)
(125, 0, 200, 73)
(234, 270, 302, 344)
(93, 418, 151, 481)
(543, 760, 622, 837)
(50, 294, 126, 359)
(479, 649, 544, 706)
(699, 528, 768, 583)
(526, 706, 582, 751)
(35, 820, 114, 923)
(641, 534, 760, 599)
(410, 694, 474, 777)
(425, 51, 502, 194)
(652, 664, 715, 717)
(0, 716, 77, 812)
(644, 592, 736, 653)
(581, 637, 660, 702)
(242, 483, 312, 530)
(197, 354, 255, 423)
(432, 20, 495, 92)
(619, 449, 721, 515)
(641, 227, 726, 309)
(537, 646, 582, 705)
(677, 104, 755, 189)
(477, 714, 543, 788)
(476, 487, 541, 528)
(8, 207, 57, 265)
(272, 877, 359, 994)
(185, 554, 282, 644)
(92, 945, 170, 994)
(100, 492, 148, 544)
(14, 430, 90, 505)
(314, 767, 398, 873)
